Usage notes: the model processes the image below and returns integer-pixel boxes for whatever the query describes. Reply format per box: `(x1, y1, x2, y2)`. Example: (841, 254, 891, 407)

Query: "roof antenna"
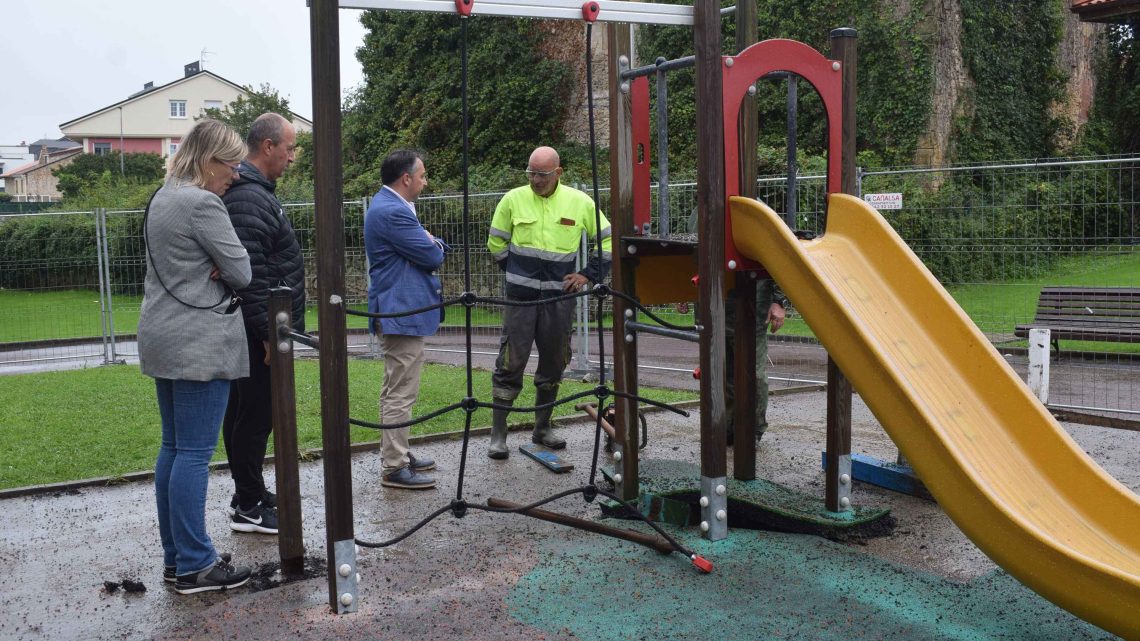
(200, 47, 215, 70)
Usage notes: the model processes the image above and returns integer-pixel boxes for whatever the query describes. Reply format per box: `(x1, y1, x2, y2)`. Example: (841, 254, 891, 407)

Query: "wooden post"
(310, 0, 357, 613)
(825, 27, 857, 513)
(694, 0, 728, 540)
(608, 21, 641, 501)
(268, 287, 304, 575)
(732, 0, 759, 481)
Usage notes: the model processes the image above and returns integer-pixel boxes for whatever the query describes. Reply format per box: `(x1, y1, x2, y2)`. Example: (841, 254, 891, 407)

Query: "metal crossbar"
(337, 0, 696, 25)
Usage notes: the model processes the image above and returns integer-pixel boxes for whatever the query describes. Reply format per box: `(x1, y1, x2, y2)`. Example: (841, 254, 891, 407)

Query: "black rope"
(349, 401, 466, 431)
(456, 13, 475, 505)
(608, 289, 700, 331)
(346, 16, 710, 574)
(346, 296, 462, 319)
(475, 288, 592, 307)
(585, 21, 608, 487)
(285, 331, 319, 350)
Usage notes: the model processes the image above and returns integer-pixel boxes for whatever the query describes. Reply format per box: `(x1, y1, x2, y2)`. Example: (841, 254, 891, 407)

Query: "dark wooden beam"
(695, 0, 727, 481)
(310, 0, 354, 612)
(269, 287, 304, 575)
(825, 27, 857, 513)
(608, 22, 641, 502)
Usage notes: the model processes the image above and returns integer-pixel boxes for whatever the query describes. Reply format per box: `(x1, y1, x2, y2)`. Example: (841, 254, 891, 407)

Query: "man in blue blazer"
(365, 150, 449, 489)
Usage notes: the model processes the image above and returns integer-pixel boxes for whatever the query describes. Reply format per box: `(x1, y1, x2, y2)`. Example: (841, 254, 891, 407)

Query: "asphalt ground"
(2, 373, 1136, 640)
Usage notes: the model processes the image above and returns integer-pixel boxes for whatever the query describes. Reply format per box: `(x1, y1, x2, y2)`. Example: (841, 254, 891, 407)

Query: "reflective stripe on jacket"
(487, 183, 612, 300)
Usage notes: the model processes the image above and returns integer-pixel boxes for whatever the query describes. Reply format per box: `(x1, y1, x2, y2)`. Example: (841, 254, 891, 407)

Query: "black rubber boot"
(531, 386, 566, 450)
(488, 398, 511, 460)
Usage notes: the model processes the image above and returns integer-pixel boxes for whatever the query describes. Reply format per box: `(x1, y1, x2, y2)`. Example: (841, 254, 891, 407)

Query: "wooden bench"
(1014, 286, 1140, 349)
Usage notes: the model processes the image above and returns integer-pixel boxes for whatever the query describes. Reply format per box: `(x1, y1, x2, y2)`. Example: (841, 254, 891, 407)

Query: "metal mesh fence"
(1, 157, 1136, 417)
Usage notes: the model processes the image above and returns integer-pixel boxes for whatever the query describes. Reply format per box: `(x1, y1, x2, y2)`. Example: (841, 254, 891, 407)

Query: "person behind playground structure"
(137, 118, 253, 594)
(485, 146, 612, 459)
(220, 112, 305, 535)
(682, 206, 788, 445)
(365, 149, 449, 489)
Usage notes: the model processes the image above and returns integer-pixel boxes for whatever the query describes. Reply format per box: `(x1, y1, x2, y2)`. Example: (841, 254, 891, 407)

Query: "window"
(169, 143, 179, 157)
(93, 142, 112, 156)
(169, 100, 187, 118)
(203, 100, 223, 113)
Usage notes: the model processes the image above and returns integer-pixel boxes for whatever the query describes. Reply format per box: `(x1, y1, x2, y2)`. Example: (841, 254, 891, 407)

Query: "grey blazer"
(138, 179, 252, 381)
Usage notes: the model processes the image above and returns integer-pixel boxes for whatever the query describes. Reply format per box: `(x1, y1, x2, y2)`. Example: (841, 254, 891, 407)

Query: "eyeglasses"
(218, 159, 241, 174)
(525, 168, 558, 178)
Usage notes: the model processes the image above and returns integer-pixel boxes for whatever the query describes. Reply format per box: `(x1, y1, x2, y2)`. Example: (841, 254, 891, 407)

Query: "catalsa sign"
(863, 192, 903, 210)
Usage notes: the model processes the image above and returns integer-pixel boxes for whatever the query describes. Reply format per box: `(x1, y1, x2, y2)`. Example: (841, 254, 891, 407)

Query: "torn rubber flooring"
(602, 458, 894, 541)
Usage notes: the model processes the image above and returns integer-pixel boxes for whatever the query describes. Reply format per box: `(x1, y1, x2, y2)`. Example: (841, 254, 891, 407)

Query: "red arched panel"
(722, 39, 843, 270)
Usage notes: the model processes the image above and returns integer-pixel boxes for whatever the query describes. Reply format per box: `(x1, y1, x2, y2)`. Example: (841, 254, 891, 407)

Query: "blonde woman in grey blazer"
(138, 119, 254, 594)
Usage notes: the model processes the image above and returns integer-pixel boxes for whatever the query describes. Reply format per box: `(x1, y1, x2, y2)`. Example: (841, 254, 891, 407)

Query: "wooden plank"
(268, 288, 305, 575)
(695, 0, 728, 478)
(825, 27, 857, 513)
(310, 0, 355, 613)
(608, 20, 641, 502)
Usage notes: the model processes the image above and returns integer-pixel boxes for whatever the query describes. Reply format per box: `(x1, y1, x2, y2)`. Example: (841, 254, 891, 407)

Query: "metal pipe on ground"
(486, 497, 674, 554)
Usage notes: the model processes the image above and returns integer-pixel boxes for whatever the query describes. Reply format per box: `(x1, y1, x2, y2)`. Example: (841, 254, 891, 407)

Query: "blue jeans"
(154, 378, 230, 576)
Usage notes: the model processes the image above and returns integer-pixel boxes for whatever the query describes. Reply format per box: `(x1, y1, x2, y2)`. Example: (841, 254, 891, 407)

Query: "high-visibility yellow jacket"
(488, 183, 612, 300)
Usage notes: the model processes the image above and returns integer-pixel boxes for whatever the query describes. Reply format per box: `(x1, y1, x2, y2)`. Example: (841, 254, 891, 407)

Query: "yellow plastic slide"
(730, 194, 1140, 639)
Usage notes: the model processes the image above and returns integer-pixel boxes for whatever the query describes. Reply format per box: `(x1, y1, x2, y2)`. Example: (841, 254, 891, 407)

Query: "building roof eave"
(1071, 0, 1140, 22)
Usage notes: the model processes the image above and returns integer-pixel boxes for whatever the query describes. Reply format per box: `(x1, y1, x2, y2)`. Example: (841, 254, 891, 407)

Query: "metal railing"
(1, 155, 1136, 418)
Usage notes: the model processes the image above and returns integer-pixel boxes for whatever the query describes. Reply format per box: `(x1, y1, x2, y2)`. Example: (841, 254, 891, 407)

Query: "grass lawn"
(0, 360, 694, 489)
(3, 249, 1137, 349)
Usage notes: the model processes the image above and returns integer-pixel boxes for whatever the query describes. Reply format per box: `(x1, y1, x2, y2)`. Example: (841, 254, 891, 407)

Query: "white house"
(0, 144, 35, 193)
(60, 63, 313, 159)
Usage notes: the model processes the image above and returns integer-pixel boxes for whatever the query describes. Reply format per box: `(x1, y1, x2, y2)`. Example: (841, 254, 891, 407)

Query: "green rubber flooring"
(508, 528, 1116, 641)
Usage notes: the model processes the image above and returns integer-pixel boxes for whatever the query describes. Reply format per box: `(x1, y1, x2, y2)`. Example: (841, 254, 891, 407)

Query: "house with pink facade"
(59, 63, 312, 159)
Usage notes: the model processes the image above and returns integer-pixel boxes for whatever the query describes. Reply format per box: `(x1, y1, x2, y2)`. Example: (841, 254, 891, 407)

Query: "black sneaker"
(230, 503, 279, 535)
(173, 557, 251, 595)
(227, 489, 277, 516)
(165, 552, 231, 583)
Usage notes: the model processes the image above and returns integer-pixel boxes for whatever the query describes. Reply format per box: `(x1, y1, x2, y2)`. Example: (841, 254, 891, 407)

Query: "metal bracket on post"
(611, 443, 626, 497)
(834, 453, 852, 512)
(333, 538, 359, 613)
(699, 475, 728, 541)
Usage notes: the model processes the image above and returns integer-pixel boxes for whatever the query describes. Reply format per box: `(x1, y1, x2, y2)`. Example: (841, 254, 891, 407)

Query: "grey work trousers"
(724, 279, 776, 437)
(379, 334, 426, 474)
(491, 297, 576, 401)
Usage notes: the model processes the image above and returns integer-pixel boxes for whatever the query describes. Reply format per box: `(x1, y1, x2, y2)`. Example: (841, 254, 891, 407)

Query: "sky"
(1, 0, 369, 145)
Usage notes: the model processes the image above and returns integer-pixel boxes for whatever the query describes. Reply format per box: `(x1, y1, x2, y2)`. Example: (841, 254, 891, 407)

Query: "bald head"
(526, 146, 562, 198)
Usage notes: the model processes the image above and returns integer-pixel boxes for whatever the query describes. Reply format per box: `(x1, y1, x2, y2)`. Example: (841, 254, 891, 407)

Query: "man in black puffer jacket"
(220, 112, 305, 535)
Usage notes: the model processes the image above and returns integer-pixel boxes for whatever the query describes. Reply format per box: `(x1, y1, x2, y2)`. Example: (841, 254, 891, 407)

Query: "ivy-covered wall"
(953, 0, 1068, 161)
(636, 0, 934, 175)
(342, 12, 576, 196)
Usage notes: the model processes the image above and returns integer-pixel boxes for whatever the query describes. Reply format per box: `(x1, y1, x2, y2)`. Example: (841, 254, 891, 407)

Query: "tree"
(52, 152, 165, 200)
(200, 83, 293, 139)
(342, 12, 574, 196)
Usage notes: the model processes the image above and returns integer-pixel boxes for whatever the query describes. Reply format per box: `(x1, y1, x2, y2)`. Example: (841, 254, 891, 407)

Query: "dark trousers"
(724, 279, 776, 437)
(222, 334, 272, 510)
(491, 297, 576, 401)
